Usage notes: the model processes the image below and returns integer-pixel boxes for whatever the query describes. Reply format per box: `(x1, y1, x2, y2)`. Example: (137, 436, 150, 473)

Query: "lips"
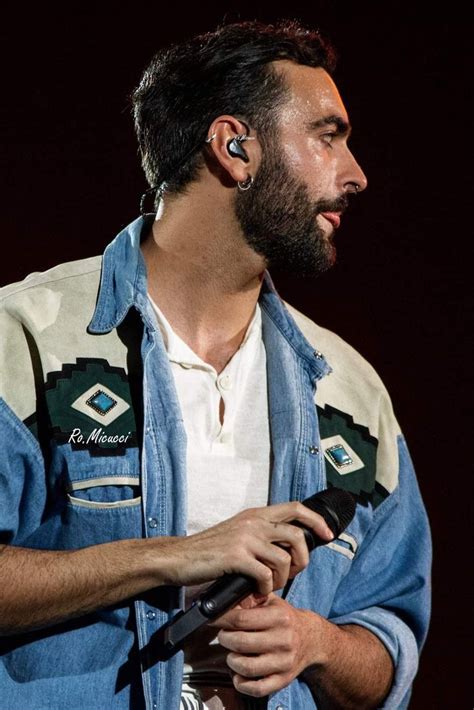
(320, 212, 341, 229)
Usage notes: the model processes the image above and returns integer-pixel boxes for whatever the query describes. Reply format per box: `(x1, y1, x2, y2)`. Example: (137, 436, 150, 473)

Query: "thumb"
(238, 591, 270, 609)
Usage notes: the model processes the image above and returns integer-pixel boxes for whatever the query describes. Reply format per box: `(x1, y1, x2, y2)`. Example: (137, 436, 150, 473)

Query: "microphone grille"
(304, 487, 356, 536)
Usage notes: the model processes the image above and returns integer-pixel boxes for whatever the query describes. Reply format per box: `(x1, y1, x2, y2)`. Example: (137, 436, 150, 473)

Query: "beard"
(234, 140, 349, 278)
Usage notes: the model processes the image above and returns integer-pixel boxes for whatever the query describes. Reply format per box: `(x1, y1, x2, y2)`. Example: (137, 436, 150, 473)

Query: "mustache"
(315, 194, 350, 215)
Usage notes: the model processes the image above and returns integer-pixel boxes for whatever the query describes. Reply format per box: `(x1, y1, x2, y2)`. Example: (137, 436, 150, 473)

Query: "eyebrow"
(306, 115, 352, 138)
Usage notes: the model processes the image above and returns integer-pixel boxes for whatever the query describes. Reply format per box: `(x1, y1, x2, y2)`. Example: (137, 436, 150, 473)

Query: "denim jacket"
(0, 213, 431, 709)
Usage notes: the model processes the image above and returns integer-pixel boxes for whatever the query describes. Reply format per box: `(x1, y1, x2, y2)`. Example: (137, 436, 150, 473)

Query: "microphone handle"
(199, 573, 254, 617)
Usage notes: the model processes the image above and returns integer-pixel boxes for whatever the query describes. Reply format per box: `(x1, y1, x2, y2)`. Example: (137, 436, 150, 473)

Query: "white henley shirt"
(148, 294, 272, 710)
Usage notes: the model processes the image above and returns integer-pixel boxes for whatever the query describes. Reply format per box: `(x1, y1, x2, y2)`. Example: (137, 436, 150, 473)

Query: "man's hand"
(209, 592, 316, 697)
(155, 502, 334, 595)
(0, 501, 332, 636)
(209, 593, 395, 707)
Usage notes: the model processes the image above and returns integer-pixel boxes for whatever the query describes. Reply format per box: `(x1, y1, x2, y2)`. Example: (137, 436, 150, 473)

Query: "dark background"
(1, 3, 471, 707)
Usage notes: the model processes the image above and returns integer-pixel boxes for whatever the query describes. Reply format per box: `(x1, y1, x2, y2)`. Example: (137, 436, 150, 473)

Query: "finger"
(238, 536, 292, 592)
(257, 537, 292, 590)
(238, 592, 269, 608)
(214, 605, 280, 632)
(227, 650, 289, 678)
(232, 671, 284, 698)
(207, 594, 270, 628)
(262, 501, 334, 541)
(267, 522, 310, 575)
(219, 628, 275, 654)
(240, 558, 274, 596)
(255, 520, 311, 579)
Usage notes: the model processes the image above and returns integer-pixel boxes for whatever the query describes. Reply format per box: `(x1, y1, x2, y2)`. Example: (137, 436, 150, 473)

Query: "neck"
(141, 179, 266, 368)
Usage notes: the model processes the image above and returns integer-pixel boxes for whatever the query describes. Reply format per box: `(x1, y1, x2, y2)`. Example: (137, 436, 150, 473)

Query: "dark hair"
(130, 18, 337, 208)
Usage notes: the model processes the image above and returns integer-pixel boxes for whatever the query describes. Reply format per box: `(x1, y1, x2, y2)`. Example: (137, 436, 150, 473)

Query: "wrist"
(136, 536, 176, 587)
(299, 609, 342, 673)
(104, 536, 175, 590)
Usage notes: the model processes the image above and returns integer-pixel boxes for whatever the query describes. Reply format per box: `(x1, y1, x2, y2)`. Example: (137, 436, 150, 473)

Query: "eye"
(321, 132, 336, 147)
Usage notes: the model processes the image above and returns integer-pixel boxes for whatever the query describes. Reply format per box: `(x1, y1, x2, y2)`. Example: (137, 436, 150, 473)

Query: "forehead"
(270, 59, 349, 127)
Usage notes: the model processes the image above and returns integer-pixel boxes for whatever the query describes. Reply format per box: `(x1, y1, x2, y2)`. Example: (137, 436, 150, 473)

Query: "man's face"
(234, 62, 368, 277)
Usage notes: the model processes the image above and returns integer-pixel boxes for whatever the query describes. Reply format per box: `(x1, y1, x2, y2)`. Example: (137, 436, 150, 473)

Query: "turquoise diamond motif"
(326, 444, 353, 468)
(85, 389, 117, 416)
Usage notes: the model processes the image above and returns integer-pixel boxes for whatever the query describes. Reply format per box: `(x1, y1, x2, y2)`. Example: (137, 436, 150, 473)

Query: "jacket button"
(147, 517, 158, 528)
(308, 445, 319, 455)
(314, 350, 324, 359)
(146, 610, 156, 621)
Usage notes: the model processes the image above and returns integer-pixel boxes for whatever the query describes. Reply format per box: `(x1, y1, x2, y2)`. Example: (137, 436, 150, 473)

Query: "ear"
(204, 114, 261, 184)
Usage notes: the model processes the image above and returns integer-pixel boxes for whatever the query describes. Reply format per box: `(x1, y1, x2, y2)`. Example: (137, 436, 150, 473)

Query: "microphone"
(163, 487, 356, 652)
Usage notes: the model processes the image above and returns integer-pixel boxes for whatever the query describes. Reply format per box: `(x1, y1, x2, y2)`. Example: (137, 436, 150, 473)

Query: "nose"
(341, 149, 368, 195)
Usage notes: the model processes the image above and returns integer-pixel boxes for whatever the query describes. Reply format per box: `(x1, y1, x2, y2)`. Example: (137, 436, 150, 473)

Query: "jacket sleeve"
(0, 308, 48, 544)
(327, 432, 432, 709)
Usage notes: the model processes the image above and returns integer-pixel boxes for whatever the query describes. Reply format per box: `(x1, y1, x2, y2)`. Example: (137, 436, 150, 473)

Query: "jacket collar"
(88, 213, 153, 334)
(88, 213, 331, 382)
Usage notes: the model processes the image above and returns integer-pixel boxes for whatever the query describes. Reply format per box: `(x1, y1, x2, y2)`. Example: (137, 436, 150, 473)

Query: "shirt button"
(146, 610, 156, 621)
(147, 517, 158, 528)
(218, 374, 232, 390)
(308, 445, 319, 455)
(275, 705, 285, 710)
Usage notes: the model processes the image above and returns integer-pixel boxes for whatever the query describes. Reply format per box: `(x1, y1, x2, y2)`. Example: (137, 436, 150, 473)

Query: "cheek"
(283, 139, 335, 193)
(282, 139, 307, 171)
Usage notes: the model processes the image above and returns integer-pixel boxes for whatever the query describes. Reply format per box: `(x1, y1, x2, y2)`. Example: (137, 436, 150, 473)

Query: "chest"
(174, 340, 272, 536)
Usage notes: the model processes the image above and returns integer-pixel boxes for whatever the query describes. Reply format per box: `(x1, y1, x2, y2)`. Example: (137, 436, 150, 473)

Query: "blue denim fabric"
(0, 214, 431, 709)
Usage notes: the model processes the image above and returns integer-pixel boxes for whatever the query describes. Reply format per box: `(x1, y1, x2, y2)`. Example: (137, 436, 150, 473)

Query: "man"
(0, 19, 431, 710)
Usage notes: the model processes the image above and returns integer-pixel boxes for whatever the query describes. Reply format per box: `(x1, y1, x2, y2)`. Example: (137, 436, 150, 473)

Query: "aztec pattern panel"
(317, 403, 390, 509)
(24, 358, 138, 456)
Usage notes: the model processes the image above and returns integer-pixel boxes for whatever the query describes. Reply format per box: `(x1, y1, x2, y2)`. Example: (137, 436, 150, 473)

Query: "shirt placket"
(136, 318, 187, 710)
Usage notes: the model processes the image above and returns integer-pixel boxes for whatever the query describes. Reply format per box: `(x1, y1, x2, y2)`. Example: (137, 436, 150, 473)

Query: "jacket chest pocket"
(56, 447, 144, 546)
(66, 474, 141, 509)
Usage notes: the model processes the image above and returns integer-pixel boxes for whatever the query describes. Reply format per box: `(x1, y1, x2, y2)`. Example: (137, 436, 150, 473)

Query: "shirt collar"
(88, 213, 331, 382)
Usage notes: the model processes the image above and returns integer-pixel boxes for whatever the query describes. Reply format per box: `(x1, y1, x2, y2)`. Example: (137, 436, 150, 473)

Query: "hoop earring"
(237, 175, 253, 191)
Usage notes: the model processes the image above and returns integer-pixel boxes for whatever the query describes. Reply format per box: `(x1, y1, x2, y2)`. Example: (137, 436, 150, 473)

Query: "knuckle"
(241, 517, 254, 530)
(292, 526, 305, 543)
(235, 610, 248, 627)
(277, 547, 291, 563)
(228, 549, 242, 566)
(242, 657, 255, 674)
(292, 501, 306, 516)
